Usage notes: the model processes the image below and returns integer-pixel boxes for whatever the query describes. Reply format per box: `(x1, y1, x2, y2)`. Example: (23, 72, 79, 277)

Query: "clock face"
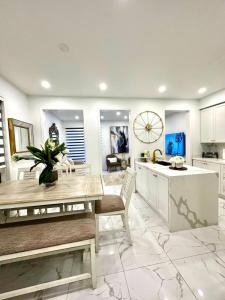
(133, 111, 164, 144)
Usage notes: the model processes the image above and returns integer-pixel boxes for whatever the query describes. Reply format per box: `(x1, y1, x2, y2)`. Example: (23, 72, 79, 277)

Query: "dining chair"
(67, 159, 84, 173)
(17, 167, 40, 180)
(73, 164, 92, 176)
(95, 167, 136, 251)
(56, 162, 70, 176)
(15, 167, 41, 217)
(65, 164, 92, 213)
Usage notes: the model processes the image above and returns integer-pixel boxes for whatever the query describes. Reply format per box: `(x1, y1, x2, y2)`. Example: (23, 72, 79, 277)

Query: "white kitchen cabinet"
(136, 163, 169, 221)
(200, 108, 214, 143)
(148, 171, 158, 209)
(136, 164, 149, 200)
(220, 165, 225, 196)
(193, 160, 207, 169)
(136, 164, 144, 197)
(201, 103, 225, 143)
(215, 103, 225, 142)
(193, 159, 221, 193)
(148, 172, 169, 220)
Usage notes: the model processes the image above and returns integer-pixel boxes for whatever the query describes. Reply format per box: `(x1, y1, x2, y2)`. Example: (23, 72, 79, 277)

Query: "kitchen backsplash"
(201, 143, 225, 159)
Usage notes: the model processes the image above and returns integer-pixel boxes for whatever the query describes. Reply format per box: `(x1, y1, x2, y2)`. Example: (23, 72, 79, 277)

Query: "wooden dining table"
(0, 175, 104, 224)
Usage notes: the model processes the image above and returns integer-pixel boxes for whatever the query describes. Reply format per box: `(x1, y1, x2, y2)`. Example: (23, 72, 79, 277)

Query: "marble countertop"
(193, 157, 225, 165)
(135, 161, 217, 178)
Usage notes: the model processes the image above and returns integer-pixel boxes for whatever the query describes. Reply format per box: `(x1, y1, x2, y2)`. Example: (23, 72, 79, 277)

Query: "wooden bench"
(0, 215, 96, 299)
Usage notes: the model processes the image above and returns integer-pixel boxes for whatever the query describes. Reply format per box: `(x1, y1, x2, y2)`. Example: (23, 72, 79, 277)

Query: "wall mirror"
(8, 118, 34, 155)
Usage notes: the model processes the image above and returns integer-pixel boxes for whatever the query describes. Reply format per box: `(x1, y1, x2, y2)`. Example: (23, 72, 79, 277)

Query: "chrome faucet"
(152, 149, 162, 163)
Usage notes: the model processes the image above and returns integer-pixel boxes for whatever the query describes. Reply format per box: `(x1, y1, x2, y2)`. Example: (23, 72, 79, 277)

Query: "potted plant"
(12, 139, 67, 186)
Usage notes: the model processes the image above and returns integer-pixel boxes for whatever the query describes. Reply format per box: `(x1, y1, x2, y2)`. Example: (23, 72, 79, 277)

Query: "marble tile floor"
(2, 187, 225, 300)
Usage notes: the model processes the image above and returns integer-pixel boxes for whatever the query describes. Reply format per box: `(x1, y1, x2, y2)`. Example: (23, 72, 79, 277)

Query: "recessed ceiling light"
(116, 111, 121, 116)
(197, 289, 204, 297)
(99, 82, 108, 91)
(198, 87, 207, 94)
(75, 115, 80, 120)
(100, 115, 104, 120)
(41, 80, 51, 89)
(124, 115, 128, 119)
(58, 43, 70, 53)
(158, 85, 167, 93)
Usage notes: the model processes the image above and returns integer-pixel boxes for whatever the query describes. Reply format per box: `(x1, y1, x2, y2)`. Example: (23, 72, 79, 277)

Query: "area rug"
(102, 172, 125, 186)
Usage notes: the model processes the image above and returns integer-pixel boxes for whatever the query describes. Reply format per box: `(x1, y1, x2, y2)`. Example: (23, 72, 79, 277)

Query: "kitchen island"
(135, 161, 218, 232)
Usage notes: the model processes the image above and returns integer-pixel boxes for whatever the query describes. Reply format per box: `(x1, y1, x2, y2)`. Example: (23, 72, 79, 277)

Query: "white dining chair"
(15, 167, 41, 217)
(65, 164, 92, 213)
(95, 167, 136, 252)
(56, 162, 70, 176)
(17, 167, 41, 180)
(73, 164, 92, 176)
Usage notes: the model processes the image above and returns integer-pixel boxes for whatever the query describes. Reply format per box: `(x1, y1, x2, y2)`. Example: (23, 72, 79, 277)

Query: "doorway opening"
(42, 109, 86, 163)
(100, 110, 131, 174)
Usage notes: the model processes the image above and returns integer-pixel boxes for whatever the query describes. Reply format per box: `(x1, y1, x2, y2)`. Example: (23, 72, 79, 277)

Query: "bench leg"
(95, 215, 99, 253)
(90, 239, 97, 289)
(124, 212, 132, 245)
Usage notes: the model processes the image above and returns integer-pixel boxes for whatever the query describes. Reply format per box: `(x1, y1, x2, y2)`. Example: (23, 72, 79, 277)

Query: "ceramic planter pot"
(44, 170, 58, 187)
(175, 162, 184, 169)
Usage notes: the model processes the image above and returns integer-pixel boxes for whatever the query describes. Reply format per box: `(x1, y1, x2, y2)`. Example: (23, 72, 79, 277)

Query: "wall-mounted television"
(165, 132, 185, 156)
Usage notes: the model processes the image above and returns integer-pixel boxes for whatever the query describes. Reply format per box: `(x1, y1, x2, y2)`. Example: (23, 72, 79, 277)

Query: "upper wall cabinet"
(201, 103, 225, 143)
(200, 108, 214, 143)
(214, 104, 225, 142)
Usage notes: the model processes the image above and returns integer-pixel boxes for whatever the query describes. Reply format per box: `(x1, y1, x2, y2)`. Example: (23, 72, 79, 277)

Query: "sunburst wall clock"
(133, 111, 164, 144)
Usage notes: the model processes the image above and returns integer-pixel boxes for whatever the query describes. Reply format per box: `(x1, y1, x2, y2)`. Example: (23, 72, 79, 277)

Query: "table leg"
(0, 210, 7, 224)
(84, 201, 89, 212)
(27, 208, 34, 216)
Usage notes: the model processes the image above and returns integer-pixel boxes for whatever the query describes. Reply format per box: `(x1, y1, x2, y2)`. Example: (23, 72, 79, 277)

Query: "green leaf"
(30, 160, 42, 172)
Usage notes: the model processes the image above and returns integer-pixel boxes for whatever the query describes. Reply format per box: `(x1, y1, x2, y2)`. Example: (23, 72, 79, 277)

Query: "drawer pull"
(153, 174, 158, 177)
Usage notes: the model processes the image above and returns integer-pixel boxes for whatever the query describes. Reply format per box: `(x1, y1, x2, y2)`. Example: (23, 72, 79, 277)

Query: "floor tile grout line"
(118, 241, 132, 300)
(145, 206, 200, 300)
(152, 235, 199, 299)
(98, 229, 132, 299)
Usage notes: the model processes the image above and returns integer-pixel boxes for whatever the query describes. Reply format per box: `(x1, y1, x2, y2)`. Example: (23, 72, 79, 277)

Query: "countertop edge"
(135, 161, 217, 178)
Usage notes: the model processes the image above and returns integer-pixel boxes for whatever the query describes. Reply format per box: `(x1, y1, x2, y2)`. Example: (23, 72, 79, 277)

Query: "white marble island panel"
(135, 161, 218, 232)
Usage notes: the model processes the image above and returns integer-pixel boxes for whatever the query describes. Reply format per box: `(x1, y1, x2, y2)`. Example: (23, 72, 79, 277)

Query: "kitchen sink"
(155, 160, 171, 166)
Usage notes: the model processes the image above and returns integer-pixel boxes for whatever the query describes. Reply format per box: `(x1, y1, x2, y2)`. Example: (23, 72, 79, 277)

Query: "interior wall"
(101, 120, 129, 171)
(28, 96, 201, 173)
(165, 111, 188, 134)
(200, 89, 225, 109)
(0, 77, 31, 180)
(199, 89, 225, 159)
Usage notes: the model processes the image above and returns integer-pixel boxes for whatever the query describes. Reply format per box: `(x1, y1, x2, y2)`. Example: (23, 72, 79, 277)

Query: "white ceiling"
(1, 0, 225, 99)
(100, 110, 130, 122)
(47, 110, 84, 122)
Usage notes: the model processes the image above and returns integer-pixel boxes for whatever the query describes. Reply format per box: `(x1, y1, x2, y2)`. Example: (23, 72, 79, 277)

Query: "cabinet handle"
(153, 174, 158, 177)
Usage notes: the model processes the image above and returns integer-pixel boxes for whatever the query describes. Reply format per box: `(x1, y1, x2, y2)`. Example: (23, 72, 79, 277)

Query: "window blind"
(0, 101, 5, 167)
(65, 127, 86, 162)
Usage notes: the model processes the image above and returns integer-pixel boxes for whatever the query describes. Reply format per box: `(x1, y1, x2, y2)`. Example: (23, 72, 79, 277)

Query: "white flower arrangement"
(144, 149, 150, 158)
(48, 139, 56, 150)
(169, 156, 185, 168)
